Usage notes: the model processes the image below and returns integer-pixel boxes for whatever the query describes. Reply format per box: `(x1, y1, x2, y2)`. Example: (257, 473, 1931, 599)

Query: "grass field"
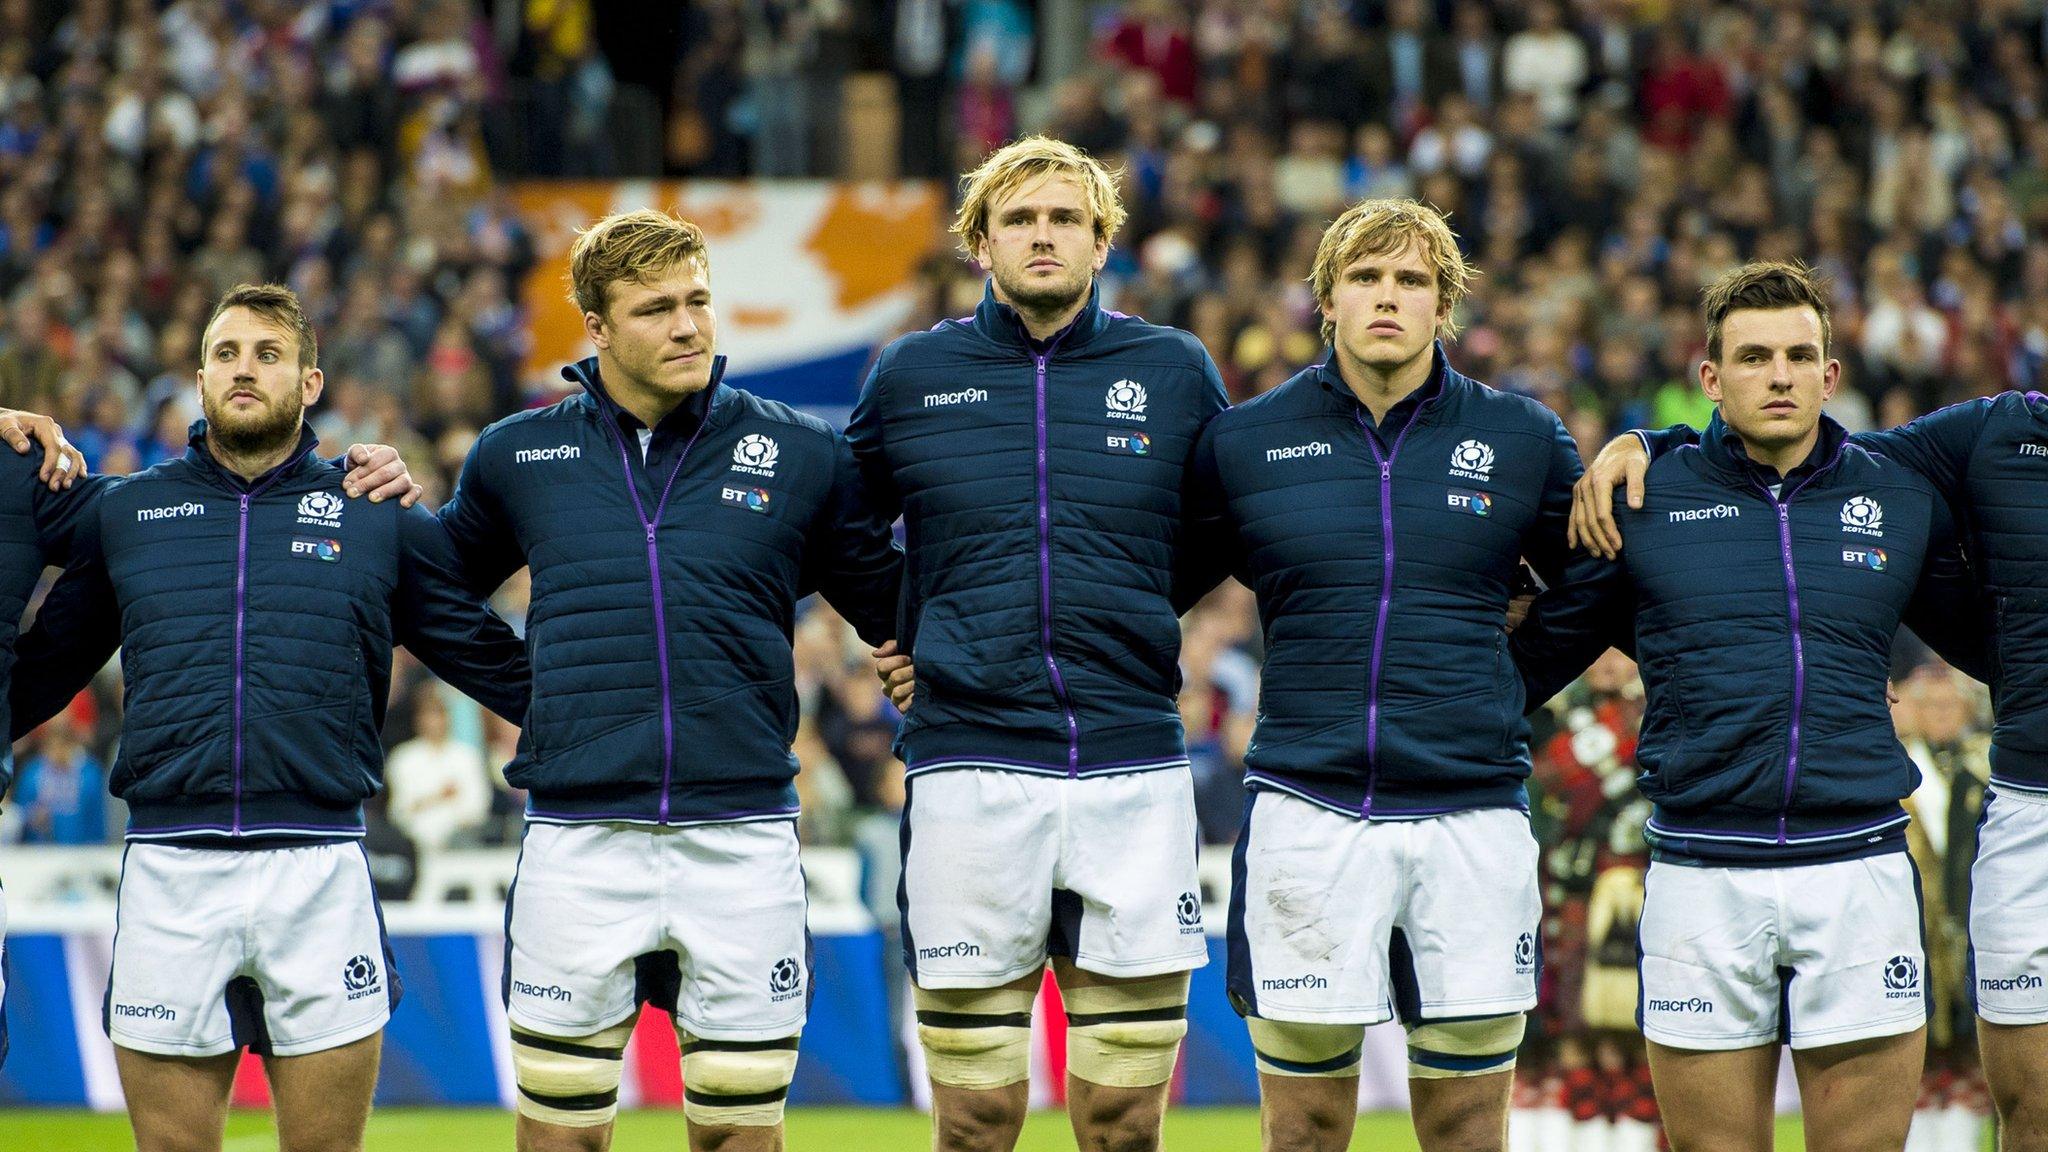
(0, 1107, 1826, 1150)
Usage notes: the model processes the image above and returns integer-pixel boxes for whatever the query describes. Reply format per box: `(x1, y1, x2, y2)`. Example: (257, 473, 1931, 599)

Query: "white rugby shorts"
(900, 768, 1208, 988)
(504, 820, 809, 1041)
(1227, 794, 1540, 1024)
(1637, 853, 1925, 1050)
(106, 842, 396, 1058)
(1971, 784, 2048, 1024)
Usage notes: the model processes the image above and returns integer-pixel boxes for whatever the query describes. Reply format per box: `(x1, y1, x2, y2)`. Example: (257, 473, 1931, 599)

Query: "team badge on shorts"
(1176, 891, 1203, 936)
(1882, 955, 1919, 1000)
(769, 956, 803, 1003)
(1514, 932, 1537, 975)
(342, 954, 382, 1001)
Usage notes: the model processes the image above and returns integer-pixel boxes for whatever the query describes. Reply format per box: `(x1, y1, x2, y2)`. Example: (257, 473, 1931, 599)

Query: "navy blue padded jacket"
(9, 423, 530, 842)
(1515, 414, 1970, 865)
(846, 283, 1228, 780)
(1640, 391, 2048, 795)
(0, 450, 98, 801)
(439, 356, 902, 826)
(1181, 349, 1581, 817)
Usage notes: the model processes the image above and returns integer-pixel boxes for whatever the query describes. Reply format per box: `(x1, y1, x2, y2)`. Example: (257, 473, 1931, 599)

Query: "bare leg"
(268, 1032, 383, 1152)
(1981, 1019, 2048, 1152)
(1646, 1039, 1780, 1152)
(114, 1045, 238, 1152)
(1790, 1026, 1925, 1152)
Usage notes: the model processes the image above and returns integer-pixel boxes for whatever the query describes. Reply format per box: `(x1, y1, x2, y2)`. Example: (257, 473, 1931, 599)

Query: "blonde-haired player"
(850, 137, 1229, 1152)
(439, 208, 903, 1152)
(1179, 199, 1585, 1151)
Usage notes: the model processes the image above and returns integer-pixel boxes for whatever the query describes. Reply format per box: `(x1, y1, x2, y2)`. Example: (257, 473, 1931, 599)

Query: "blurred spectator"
(11, 710, 106, 845)
(385, 688, 492, 853)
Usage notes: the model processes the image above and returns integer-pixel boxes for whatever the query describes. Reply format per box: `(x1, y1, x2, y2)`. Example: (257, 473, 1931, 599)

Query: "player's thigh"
(506, 822, 664, 1034)
(1644, 1040, 1779, 1152)
(114, 1045, 238, 1152)
(1636, 862, 1782, 1051)
(1780, 854, 1925, 1050)
(901, 769, 1060, 988)
(1228, 791, 1400, 1025)
(250, 844, 395, 1058)
(107, 845, 250, 1057)
(1059, 769, 1207, 980)
(1971, 787, 2048, 1024)
(666, 820, 810, 1040)
(1395, 808, 1540, 1019)
(1787, 1026, 1925, 1152)
(269, 1031, 383, 1152)
(1978, 1018, 2048, 1130)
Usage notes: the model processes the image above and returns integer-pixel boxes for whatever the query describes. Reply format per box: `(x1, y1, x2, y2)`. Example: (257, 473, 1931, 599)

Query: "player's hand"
(1568, 433, 1650, 559)
(1504, 591, 1535, 634)
(873, 640, 916, 712)
(344, 443, 425, 507)
(0, 408, 87, 489)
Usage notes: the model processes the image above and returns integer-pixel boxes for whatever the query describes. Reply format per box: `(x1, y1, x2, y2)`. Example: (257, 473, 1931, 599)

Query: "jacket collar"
(971, 280, 1113, 354)
(1699, 408, 1849, 492)
(184, 418, 321, 493)
(562, 354, 732, 437)
(1311, 340, 1455, 425)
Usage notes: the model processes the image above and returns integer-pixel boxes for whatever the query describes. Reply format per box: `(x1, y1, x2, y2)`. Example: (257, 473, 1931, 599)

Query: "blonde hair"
(952, 136, 1128, 260)
(568, 209, 710, 318)
(1308, 199, 1475, 344)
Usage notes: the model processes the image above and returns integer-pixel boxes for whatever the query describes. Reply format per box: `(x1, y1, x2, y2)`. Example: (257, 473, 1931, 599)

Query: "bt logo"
(1105, 433, 1151, 456)
(1447, 490, 1492, 517)
(1841, 547, 1887, 572)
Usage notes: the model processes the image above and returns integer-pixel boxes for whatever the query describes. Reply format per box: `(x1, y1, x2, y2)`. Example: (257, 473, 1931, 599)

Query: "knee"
(1262, 1105, 1350, 1152)
(516, 1113, 612, 1152)
(1070, 1092, 1165, 1152)
(932, 1091, 1029, 1152)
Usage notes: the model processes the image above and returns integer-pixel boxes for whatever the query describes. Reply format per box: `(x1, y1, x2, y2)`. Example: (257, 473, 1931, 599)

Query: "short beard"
(206, 393, 304, 459)
(994, 267, 1090, 317)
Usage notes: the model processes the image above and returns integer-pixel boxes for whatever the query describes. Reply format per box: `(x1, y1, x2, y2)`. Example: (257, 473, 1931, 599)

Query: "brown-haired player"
(848, 137, 1229, 1152)
(1177, 199, 1585, 1151)
(437, 209, 902, 1152)
(1516, 261, 1986, 1152)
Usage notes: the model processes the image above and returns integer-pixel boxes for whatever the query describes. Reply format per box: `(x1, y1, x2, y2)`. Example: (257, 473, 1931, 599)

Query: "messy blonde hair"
(1308, 199, 1475, 344)
(568, 209, 710, 318)
(952, 136, 1128, 260)
(1701, 260, 1832, 363)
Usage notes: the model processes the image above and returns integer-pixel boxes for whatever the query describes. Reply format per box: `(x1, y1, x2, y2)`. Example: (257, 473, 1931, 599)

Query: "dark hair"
(203, 283, 318, 371)
(1701, 261, 1831, 363)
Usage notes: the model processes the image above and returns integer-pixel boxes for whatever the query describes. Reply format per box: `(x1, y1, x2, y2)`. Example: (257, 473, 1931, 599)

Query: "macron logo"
(137, 502, 205, 522)
(1669, 504, 1740, 523)
(1266, 442, 1332, 462)
(515, 445, 581, 464)
(924, 388, 989, 408)
(2021, 443, 2048, 458)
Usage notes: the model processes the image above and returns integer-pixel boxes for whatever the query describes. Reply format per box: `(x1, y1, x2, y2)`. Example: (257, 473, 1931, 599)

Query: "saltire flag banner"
(509, 181, 944, 411)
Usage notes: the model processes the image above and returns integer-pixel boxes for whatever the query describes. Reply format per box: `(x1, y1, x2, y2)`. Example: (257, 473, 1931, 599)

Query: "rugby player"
(1573, 303, 2048, 1152)
(1179, 199, 1581, 1152)
(438, 209, 902, 1152)
(1514, 262, 1977, 1152)
(8, 284, 526, 1152)
(848, 137, 1228, 1152)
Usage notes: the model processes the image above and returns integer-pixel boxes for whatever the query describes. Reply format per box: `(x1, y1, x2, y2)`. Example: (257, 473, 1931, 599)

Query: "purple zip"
(1033, 352, 1081, 776)
(1354, 408, 1416, 819)
(228, 445, 313, 835)
(601, 412, 712, 825)
(1755, 455, 1835, 844)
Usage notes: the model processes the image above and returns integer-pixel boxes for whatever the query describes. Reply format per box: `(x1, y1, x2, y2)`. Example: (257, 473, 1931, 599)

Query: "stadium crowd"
(0, 0, 2030, 1139)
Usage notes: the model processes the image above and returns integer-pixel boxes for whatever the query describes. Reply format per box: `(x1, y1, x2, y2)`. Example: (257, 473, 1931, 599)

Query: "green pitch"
(0, 1107, 1824, 1150)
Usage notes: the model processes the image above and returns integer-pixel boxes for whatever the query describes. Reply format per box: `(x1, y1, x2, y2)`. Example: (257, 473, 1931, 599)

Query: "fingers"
(1593, 475, 1618, 559)
(48, 440, 86, 489)
(401, 482, 424, 509)
(871, 640, 899, 660)
(1625, 454, 1648, 510)
(345, 459, 409, 501)
(1567, 475, 1589, 553)
(888, 679, 914, 712)
(0, 414, 29, 455)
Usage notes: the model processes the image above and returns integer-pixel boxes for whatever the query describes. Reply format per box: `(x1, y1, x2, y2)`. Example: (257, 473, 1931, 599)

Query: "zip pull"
(1380, 462, 1391, 481)
(1778, 505, 1788, 522)
(240, 495, 249, 511)
(646, 527, 656, 545)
